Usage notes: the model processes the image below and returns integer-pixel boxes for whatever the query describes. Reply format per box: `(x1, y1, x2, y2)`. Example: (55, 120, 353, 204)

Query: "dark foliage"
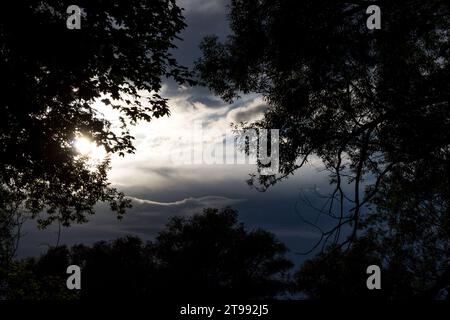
(0, 0, 192, 267)
(196, 0, 450, 249)
(297, 159, 450, 299)
(3, 208, 293, 300)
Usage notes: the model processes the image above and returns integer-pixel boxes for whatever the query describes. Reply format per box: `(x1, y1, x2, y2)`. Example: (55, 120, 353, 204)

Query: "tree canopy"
(2, 208, 293, 300)
(0, 0, 193, 261)
(196, 0, 450, 246)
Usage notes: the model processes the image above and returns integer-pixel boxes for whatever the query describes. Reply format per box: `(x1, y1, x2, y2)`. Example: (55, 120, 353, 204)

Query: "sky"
(17, 0, 345, 266)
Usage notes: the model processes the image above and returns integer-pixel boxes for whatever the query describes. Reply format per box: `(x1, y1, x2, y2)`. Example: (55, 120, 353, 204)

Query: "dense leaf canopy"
(3, 208, 293, 300)
(196, 0, 450, 244)
(0, 0, 192, 229)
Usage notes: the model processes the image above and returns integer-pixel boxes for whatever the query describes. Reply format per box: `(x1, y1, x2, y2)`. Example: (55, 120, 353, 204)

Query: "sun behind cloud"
(74, 136, 107, 162)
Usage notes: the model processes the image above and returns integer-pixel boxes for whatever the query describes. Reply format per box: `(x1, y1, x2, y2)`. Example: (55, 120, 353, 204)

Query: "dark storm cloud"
(141, 166, 181, 180)
(17, 194, 244, 258)
(174, 0, 230, 67)
(230, 103, 268, 123)
(17, 165, 339, 266)
(15, 0, 342, 267)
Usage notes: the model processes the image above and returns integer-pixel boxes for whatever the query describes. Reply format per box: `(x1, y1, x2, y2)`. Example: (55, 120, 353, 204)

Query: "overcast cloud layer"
(17, 0, 342, 265)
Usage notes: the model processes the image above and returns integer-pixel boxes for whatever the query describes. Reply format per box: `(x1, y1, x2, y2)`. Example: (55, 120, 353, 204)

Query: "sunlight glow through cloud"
(74, 136, 107, 162)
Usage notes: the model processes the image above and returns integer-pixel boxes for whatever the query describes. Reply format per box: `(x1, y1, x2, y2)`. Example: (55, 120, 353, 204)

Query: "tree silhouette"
(150, 208, 293, 300)
(296, 158, 450, 299)
(3, 208, 293, 300)
(196, 0, 449, 247)
(295, 237, 382, 299)
(0, 0, 193, 266)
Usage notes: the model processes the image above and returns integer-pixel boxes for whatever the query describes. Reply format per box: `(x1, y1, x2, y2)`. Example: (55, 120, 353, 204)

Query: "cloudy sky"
(18, 0, 343, 265)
